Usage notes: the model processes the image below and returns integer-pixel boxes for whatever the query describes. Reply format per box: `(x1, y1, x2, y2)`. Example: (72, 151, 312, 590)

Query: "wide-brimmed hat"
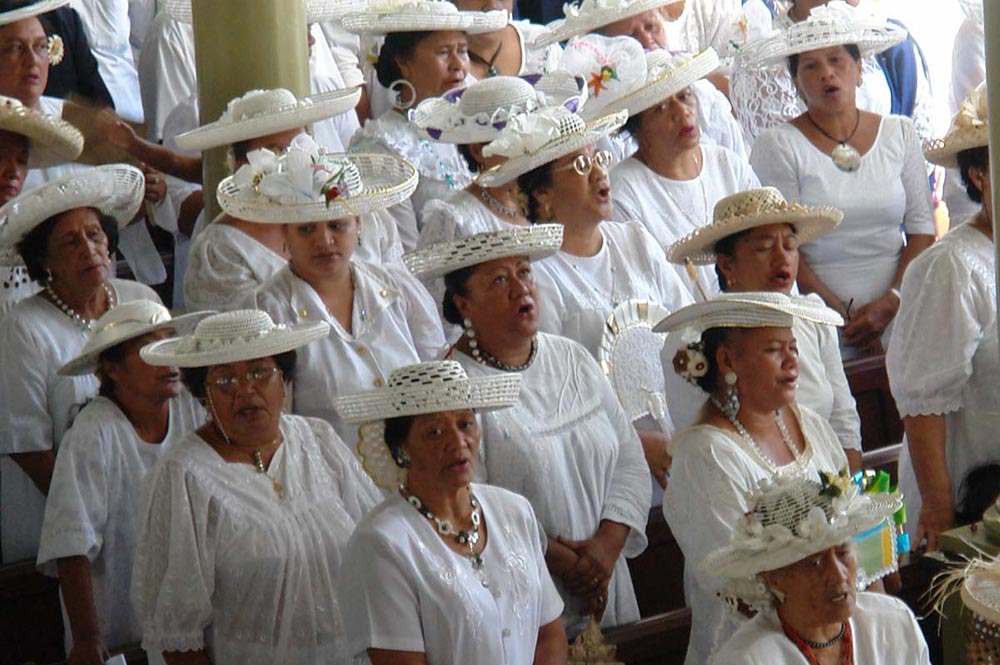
(0, 95, 83, 168)
(0, 164, 144, 248)
(0, 0, 68, 25)
(611, 47, 720, 119)
(216, 133, 417, 223)
(160, 0, 357, 23)
(409, 72, 587, 144)
(174, 87, 362, 152)
(925, 83, 989, 168)
(701, 472, 901, 609)
(744, 1, 907, 69)
(476, 106, 627, 187)
(335, 360, 521, 489)
(340, 0, 508, 35)
(532, 0, 683, 48)
(553, 34, 647, 121)
(667, 187, 842, 266)
(59, 300, 212, 376)
(404, 223, 563, 279)
(653, 291, 844, 334)
(140, 309, 329, 368)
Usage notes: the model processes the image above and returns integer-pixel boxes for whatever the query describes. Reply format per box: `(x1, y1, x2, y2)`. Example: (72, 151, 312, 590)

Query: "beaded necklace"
(710, 397, 802, 474)
(473, 337, 538, 372)
(780, 615, 853, 665)
(401, 485, 489, 587)
(46, 282, 116, 331)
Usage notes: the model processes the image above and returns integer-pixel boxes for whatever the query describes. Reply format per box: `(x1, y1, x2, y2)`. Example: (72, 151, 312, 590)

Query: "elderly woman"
(0, 164, 158, 564)
(224, 134, 445, 450)
(887, 85, 997, 552)
(657, 292, 848, 664)
(37, 301, 207, 665)
(405, 226, 651, 637)
(335, 360, 568, 664)
(748, 3, 935, 354)
(133, 309, 382, 664)
(704, 473, 928, 664)
(343, 0, 508, 250)
(667, 187, 862, 470)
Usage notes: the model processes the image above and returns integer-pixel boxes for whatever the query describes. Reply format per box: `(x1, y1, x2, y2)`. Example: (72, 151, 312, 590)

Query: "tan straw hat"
(0, 95, 83, 168)
(925, 83, 989, 168)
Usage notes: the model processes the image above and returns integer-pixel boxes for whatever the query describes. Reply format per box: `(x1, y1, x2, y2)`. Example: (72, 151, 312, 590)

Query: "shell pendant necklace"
(805, 109, 862, 173)
(401, 484, 489, 587)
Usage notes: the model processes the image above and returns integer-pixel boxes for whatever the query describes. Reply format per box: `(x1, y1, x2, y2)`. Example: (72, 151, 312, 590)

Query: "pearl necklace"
(662, 176, 710, 231)
(46, 282, 115, 331)
(473, 337, 538, 372)
(401, 485, 489, 587)
(711, 397, 802, 474)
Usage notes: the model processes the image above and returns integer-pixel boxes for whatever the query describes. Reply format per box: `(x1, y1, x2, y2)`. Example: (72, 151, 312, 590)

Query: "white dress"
(454, 334, 651, 636)
(709, 592, 930, 665)
(341, 484, 564, 664)
(886, 223, 998, 538)
(662, 404, 848, 665)
(251, 262, 445, 451)
(751, 116, 935, 314)
(36, 394, 204, 658)
(132, 414, 382, 665)
(611, 145, 761, 301)
(0, 279, 160, 563)
(663, 0, 745, 57)
(534, 221, 694, 357)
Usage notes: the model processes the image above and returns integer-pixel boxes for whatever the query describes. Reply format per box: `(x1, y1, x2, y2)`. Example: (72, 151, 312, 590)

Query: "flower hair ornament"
(47, 34, 64, 66)
(673, 340, 708, 386)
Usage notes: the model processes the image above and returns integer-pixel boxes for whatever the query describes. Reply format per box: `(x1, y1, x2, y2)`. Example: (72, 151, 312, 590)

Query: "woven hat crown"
(459, 77, 536, 117)
(224, 89, 301, 124)
(749, 477, 836, 533)
(482, 106, 587, 159)
(184, 310, 279, 349)
(713, 187, 794, 222)
(386, 360, 471, 390)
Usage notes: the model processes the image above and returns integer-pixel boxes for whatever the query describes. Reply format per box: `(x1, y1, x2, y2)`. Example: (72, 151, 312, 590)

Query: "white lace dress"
(132, 415, 382, 665)
(341, 484, 564, 664)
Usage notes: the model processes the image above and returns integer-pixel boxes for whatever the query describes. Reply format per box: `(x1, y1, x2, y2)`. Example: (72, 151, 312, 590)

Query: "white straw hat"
(0, 164, 144, 248)
(554, 34, 647, 121)
(59, 300, 213, 376)
(217, 133, 417, 224)
(0, 95, 83, 168)
(612, 47, 720, 119)
(743, 1, 906, 69)
(652, 291, 844, 334)
(701, 472, 901, 610)
(404, 223, 564, 279)
(925, 83, 989, 168)
(476, 106, 628, 187)
(174, 87, 362, 152)
(140, 309, 330, 368)
(335, 360, 521, 489)
(160, 0, 357, 23)
(0, 0, 68, 25)
(340, 0, 508, 35)
(667, 187, 842, 266)
(409, 72, 587, 144)
(532, 0, 683, 48)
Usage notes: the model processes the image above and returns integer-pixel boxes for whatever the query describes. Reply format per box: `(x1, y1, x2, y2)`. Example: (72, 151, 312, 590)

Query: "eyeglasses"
(206, 366, 282, 394)
(553, 150, 613, 176)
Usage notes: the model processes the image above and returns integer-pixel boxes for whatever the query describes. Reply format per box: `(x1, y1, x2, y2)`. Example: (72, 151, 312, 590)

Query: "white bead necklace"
(46, 282, 116, 331)
(711, 397, 802, 474)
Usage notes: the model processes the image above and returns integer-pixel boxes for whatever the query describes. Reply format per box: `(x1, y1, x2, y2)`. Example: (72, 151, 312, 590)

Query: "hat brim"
(532, 0, 683, 47)
(667, 205, 843, 266)
(604, 48, 720, 120)
(161, 0, 359, 23)
(476, 110, 627, 187)
(653, 292, 845, 333)
(0, 0, 69, 25)
(0, 97, 84, 168)
(746, 22, 907, 68)
(174, 87, 362, 152)
(341, 8, 508, 35)
(404, 223, 564, 279)
(140, 320, 330, 368)
(924, 127, 990, 168)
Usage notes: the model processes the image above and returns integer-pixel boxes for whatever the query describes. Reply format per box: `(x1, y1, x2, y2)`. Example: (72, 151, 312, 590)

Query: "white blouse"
(251, 262, 445, 451)
(886, 223, 998, 538)
(37, 394, 204, 655)
(454, 334, 651, 636)
(0, 280, 159, 563)
(132, 415, 382, 664)
(341, 484, 564, 664)
(663, 404, 848, 665)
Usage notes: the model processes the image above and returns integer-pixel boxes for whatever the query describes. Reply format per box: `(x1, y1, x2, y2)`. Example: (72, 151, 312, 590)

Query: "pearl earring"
(464, 318, 480, 361)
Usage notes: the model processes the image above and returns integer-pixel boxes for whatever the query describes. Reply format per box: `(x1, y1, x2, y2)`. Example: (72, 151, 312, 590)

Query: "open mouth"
(594, 184, 611, 202)
(771, 269, 792, 284)
(824, 85, 841, 95)
(516, 300, 535, 317)
(447, 458, 471, 473)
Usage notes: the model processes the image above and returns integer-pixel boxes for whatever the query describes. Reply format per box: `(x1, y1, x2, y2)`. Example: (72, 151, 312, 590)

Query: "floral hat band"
(925, 82, 990, 168)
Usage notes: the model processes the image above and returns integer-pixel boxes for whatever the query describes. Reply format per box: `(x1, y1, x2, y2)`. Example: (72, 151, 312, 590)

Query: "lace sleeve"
(731, 62, 801, 146)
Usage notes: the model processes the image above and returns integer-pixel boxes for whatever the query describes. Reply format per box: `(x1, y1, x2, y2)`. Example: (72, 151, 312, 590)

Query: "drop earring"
(722, 371, 740, 419)
(464, 318, 480, 361)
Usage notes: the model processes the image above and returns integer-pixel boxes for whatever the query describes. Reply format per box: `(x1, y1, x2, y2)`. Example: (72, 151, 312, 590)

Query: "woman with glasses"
(132, 309, 383, 665)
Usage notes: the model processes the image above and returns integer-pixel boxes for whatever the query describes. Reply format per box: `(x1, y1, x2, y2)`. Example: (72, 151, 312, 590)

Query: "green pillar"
(190, 0, 311, 219)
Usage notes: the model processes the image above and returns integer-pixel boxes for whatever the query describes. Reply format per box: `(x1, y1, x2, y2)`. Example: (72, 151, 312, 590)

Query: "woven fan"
(568, 618, 623, 665)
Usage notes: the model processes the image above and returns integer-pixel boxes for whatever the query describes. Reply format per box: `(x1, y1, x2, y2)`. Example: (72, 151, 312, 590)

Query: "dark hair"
(516, 162, 555, 223)
(442, 263, 477, 326)
(787, 43, 861, 78)
(231, 139, 252, 165)
(181, 350, 298, 403)
(957, 146, 990, 204)
(16, 209, 119, 286)
(956, 463, 1000, 526)
(457, 144, 479, 173)
(623, 112, 643, 139)
(712, 223, 798, 291)
(96, 344, 127, 398)
(375, 31, 434, 89)
(384, 415, 416, 466)
(694, 327, 737, 394)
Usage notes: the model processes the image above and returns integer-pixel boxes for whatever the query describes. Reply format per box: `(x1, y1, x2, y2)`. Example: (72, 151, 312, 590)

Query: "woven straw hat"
(925, 83, 989, 168)
(404, 223, 563, 279)
(667, 187, 842, 266)
(0, 164, 144, 248)
(59, 300, 213, 376)
(552, 34, 647, 121)
(174, 87, 362, 152)
(216, 134, 417, 223)
(0, 0, 68, 25)
(476, 106, 627, 187)
(140, 309, 329, 368)
(701, 472, 901, 609)
(743, 1, 906, 69)
(611, 47, 720, 119)
(160, 0, 356, 23)
(532, 0, 683, 48)
(335, 360, 521, 489)
(0, 95, 83, 168)
(653, 291, 844, 334)
(340, 0, 508, 35)
(409, 72, 587, 144)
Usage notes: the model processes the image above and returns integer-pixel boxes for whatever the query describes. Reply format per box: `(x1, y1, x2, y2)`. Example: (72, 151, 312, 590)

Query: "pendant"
(831, 143, 861, 173)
